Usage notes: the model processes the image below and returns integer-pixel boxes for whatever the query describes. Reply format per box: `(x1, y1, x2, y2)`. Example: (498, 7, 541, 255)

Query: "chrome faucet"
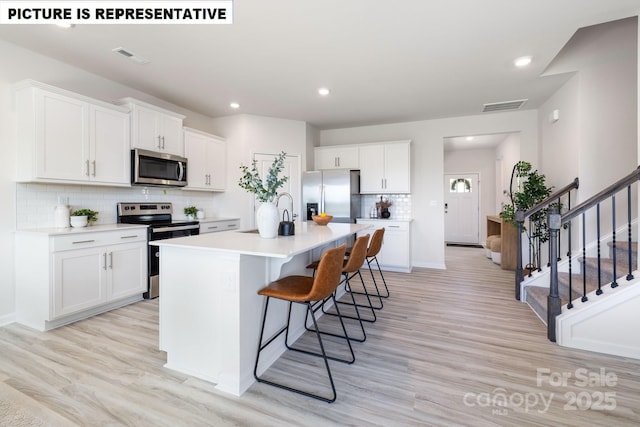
(276, 192, 297, 220)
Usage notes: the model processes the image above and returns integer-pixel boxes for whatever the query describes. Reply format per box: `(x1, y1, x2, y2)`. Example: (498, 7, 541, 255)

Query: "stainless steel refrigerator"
(302, 170, 361, 223)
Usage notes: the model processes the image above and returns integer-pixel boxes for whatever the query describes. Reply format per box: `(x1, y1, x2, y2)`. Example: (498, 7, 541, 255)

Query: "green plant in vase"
(500, 161, 554, 271)
(70, 208, 99, 224)
(184, 206, 198, 219)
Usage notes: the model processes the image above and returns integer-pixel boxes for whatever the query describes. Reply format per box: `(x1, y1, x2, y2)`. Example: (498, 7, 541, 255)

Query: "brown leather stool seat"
(346, 228, 388, 308)
(254, 244, 353, 403)
(306, 234, 372, 341)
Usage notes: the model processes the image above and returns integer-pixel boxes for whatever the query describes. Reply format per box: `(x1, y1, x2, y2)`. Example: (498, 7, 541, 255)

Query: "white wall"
(444, 147, 496, 241)
(542, 17, 638, 197)
(540, 17, 638, 241)
(495, 133, 521, 212)
(211, 114, 308, 229)
(320, 110, 539, 269)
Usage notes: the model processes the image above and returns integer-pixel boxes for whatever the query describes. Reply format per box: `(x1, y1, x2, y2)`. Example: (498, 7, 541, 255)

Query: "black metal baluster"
(627, 185, 634, 281)
(596, 204, 603, 296)
(582, 212, 588, 303)
(567, 216, 573, 309)
(528, 216, 534, 276)
(611, 195, 618, 288)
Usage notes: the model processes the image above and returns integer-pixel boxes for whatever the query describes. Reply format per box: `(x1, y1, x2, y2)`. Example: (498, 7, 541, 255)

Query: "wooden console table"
(486, 215, 517, 271)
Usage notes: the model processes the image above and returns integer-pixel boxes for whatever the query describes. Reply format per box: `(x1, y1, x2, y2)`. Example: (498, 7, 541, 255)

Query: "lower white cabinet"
(199, 218, 240, 234)
(356, 219, 412, 273)
(15, 226, 148, 331)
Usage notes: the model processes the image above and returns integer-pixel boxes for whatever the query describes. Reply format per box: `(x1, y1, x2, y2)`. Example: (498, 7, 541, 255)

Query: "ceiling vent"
(482, 99, 528, 113)
(112, 47, 150, 65)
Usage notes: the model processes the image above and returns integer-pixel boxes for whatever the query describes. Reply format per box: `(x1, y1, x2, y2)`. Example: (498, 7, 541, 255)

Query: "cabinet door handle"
(227, 224, 237, 228)
(161, 136, 165, 149)
(108, 252, 113, 269)
(389, 225, 401, 228)
(384, 178, 387, 189)
(157, 135, 162, 149)
(103, 252, 107, 270)
(120, 235, 139, 239)
(208, 226, 219, 230)
(91, 160, 96, 177)
(381, 178, 384, 189)
(72, 239, 95, 244)
(85, 160, 90, 176)
(337, 157, 340, 167)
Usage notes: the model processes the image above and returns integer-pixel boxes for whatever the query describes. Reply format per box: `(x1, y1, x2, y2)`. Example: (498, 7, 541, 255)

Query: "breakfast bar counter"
(152, 221, 370, 396)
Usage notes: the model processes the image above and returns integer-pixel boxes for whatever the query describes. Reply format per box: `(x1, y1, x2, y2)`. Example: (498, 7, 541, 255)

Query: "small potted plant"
(184, 206, 198, 220)
(70, 208, 99, 228)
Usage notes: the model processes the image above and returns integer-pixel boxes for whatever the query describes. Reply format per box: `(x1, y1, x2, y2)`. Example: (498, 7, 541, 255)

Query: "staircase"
(525, 241, 638, 324)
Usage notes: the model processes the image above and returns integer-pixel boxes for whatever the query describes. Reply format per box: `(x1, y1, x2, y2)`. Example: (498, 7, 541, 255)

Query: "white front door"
(253, 153, 301, 226)
(444, 173, 480, 244)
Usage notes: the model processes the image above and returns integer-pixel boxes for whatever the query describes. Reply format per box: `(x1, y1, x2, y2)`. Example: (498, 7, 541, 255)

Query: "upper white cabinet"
(119, 97, 185, 156)
(315, 145, 359, 170)
(14, 80, 130, 186)
(183, 127, 227, 191)
(359, 140, 411, 194)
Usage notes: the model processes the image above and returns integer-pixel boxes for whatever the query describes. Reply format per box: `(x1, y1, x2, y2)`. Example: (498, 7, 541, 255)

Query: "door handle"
(157, 135, 162, 149)
(91, 160, 96, 177)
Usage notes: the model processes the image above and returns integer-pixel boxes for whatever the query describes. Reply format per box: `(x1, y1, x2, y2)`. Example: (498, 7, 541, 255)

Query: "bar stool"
(348, 228, 389, 307)
(254, 244, 352, 403)
(306, 234, 371, 342)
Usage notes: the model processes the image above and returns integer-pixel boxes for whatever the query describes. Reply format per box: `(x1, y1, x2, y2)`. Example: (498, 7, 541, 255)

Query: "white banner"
(0, 1, 234, 24)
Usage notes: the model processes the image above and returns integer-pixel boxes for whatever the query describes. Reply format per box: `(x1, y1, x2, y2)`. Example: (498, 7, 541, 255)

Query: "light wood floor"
(2, 246, 640, 426)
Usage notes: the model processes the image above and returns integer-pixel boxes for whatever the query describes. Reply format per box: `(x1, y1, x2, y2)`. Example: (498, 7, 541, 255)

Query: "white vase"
(256, 201, 279, 239)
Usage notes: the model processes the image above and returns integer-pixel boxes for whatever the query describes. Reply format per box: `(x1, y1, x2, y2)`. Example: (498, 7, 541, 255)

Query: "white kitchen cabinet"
(15, 226, 148, 331)
(199, 218, 240, 234)
(356, 219, 412, 272)
(315, 145, 359, 170)
(90, 105, 131, 184)
(359, 141, 411, 194)
(120, 97, 185, 156)
(13, 80, 131, 186)
(183, 128, 227, 191)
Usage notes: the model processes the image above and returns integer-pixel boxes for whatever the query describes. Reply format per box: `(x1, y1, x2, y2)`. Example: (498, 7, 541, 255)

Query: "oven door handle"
(152, 225, 198, 234)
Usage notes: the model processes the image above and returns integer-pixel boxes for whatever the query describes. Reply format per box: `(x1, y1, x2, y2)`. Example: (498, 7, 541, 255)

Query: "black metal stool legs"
(254, 294, 354, 403)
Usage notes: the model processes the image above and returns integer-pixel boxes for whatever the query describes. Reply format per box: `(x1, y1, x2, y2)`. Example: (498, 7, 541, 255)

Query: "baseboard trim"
(0, 312, 16, 327)
(412, 261, 446, 270)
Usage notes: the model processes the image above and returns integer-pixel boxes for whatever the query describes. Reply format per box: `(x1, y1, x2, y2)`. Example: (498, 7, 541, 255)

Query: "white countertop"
(356, 217, 413, 222)
(152, 221, 371, 258)
(15, 223, 148, 236)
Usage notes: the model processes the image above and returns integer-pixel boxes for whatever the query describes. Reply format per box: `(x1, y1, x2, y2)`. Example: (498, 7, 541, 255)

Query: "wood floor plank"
(1, 246, 639, 426)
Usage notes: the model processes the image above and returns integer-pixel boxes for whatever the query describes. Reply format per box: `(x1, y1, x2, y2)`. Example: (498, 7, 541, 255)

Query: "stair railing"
(515, 178, 580, 300)
(547, 166, 640, 342)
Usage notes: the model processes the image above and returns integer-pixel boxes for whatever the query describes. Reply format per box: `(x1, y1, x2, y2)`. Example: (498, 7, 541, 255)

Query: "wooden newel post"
(515, 209, 525, 300)
(547, 206, 562, 342)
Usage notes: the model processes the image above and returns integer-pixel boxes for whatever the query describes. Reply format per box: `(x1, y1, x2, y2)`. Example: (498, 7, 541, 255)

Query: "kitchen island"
(152, 221, 370, 396)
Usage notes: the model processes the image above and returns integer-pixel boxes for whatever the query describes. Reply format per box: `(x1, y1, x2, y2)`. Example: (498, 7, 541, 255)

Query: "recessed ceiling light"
(466, 136, 474, 141)
(514, 56, 532, 67)
(230, 102, 240, 109)
(318, 88, 330, 96)
(55, 23, 74, 28)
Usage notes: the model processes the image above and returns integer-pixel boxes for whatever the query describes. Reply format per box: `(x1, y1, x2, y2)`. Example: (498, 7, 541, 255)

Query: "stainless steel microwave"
(131, 149, 188, 187)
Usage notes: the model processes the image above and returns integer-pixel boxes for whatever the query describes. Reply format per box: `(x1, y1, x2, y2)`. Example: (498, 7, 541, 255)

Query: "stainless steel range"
(117, 202, 199, 299)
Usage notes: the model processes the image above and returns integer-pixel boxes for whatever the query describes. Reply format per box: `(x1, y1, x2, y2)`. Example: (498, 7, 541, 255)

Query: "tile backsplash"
(360, 194, 412, 220)
(16, 183, 220, 229)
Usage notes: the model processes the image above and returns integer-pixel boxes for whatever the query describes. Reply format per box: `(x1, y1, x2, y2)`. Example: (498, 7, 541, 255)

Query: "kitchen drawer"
(200, 219, 240, 234)
(52, 229, 147, 252)
(356, 219, 410, 231)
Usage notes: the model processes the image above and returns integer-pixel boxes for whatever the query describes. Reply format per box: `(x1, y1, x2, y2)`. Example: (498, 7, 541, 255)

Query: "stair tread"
(525, 237, 638, 323)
